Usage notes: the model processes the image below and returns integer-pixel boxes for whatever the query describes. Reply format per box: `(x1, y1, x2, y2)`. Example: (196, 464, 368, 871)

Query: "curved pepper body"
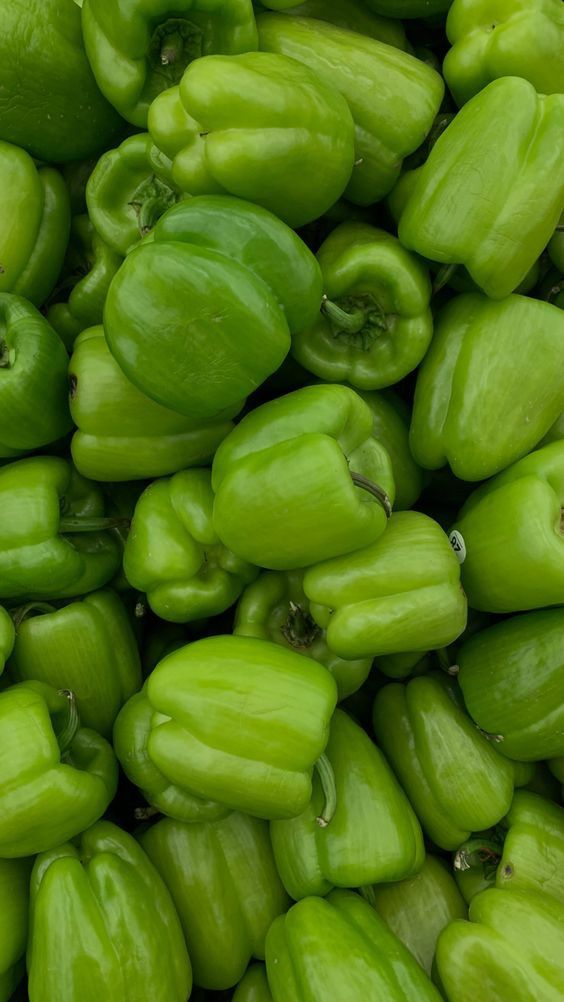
(358, 389, 425, 510)
(233, 964, 272, 1001)
(27, 822, 191, 1002)
(270, 0, 408, 48)
(140, 812, 289, 990)
(363, 0, 452, 15)
(0, 607, 14, 676)
(0, 857, 31, 1002)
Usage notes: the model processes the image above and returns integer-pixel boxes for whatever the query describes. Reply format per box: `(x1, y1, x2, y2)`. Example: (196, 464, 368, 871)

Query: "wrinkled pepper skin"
(269, 0, 409, 49)
(398, 78, 564, 299)
(363, 0, 452, 15)
(457, 608, 564, 760)
(0, 296, 72, 459)
(410, 293, 564, 481)
(0, 607, 14, 676)
(147, 52, 355, 227)
(303, 511, 467, 660)
(0, 682, 118, 858)
(140, 812, 289, 990)
(452, 442, 564, 612)
(436, 888, 564, 1002)
(9, 590, 142, 738)
(70, 327, 235, 481)
(27, 821, 191, 1002)
(359, 389, 426, 510)
(0, 143, 70, 309)
(373, 676, 515, 850)
(364, 855, 467, 977)
(0, 0, 123, 163)
(46, 217, 122, 349)
(82, 0, 259, 127)
(266, 890, 442, 1001)
(444, 0, 564, 107)
(124, 469, 258, 622)
(86, 134, 180, 256)
(233, 965, 272, 1002)
(0, 858, 31, 1002)
(270, 709, 424, 899)
(0, 456, 122, 601)
(234, 569, 371, 700)
(104, 196, 323, 420)
(292, 223, 433, 390)
(212, 384, 395, 570)
(257, 15, 444, 205)
(115, 635, 337, 820)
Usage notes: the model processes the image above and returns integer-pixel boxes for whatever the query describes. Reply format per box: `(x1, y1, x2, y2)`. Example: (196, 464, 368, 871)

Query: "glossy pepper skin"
(399, 78, 564, 299)
(436, 888, 564, 1002)
(86, 134, 179, 256)
(444, 0, 564, 106)
(373, 676, 515, 850)
(212, 384, 395, 570)
(104, 196, 322, 420)
(234, 570, 371, 700)
(114, 635, 337, 820)
(27, 821, 191, 1002)
(82, 0, 259, 127)
(69, 327, 235, 482)
(410, 293, 564, 481)
(457, 608, 564, 760)
(0, 296, 72, 458)
(233, 965, 272, 1002)
(9, 590, 142, 738)
(359, 389, 425, 510)
(452, 442, 564, 612)
(0, 0, 123, 163)
(269, 0, 409, 49)
(270, 709, 424, 899)
(147, 52, 355, 227)
(0, 607, 14, 676)
(0, 857, 31, 1002)
(140, 812, 289, 990)
(0, 682, 118, 858)
(257, 15, 444, 205)
(303, 511, 467, 661)
(124, 469, 257, 622)
(0, 456, 122, 601)
(549, 213, 564, 273)
(0, 143, 70, 309)
(266, 890, 442, 1001)
(46, 217, 122, 350)
(292, 223, 433, 390)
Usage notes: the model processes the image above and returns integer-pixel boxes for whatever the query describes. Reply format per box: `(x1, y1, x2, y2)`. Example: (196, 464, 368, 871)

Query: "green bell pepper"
(436, 888, 564, 1001)
(398, 78, 564, 299)
(359, 389, 425, 510)
(0, 606, 14, 676)
(0, 682, 117, 857)
(0, 0, 123, 163)
(410, 293, 564, 481)
(140, 812, 289, 990)
(0, 857, 31, 1002)
(104, 196, 322, 419)
(0, 142, 70, 309)
(69, 326, 235, 481)
(363, 0, 452, 15)
(233, 965, 272, 1002)
(263, 0, 409, 49)
(257, 14, 444, 205)
(212, 384, 395, 570)
(82, 0, 259, 127)
(372, 675, 515, 850)
(114, 635, 337, 820)
(266, 890, 442, 1001)
(234, 569, 372, 700)
(0, 456, 122, 601)
(292, 223, 433, 390)
(124, 469, 258, 622)
(8, 590, 142, 738)
(46, 217, 122, 350)
(302, 511, 467, 660)
(147, 52, 355, 227)
(362, 855, 467, 977)
(27, 821, 192, 1002)
(270, 708, 424, 899)
(0, 295, 72, 458)
(549, 213, 564, 273)
(444, 0, 564, 107)
(457, 608, 564, 760)
(452, 441, 564, 612)
(86, 134, 180, 256)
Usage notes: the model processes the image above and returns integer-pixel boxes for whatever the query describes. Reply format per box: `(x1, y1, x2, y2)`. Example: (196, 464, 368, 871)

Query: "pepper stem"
(281, 601, 319, 649)
(59, 516, 129, 534)
(55, 689, 80, 755)
(315, 753, 337, 828)
(321, 295, 368, 335)
(11, 601, 57, 630)
(350, 472, 392, 518)
(160, 30, 184, 66)
(432, 263, 458, 296)
(453, 837, 503, 879)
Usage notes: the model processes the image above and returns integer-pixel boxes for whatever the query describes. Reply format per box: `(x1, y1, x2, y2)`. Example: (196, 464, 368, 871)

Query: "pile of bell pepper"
(0, 0, 563, 999)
